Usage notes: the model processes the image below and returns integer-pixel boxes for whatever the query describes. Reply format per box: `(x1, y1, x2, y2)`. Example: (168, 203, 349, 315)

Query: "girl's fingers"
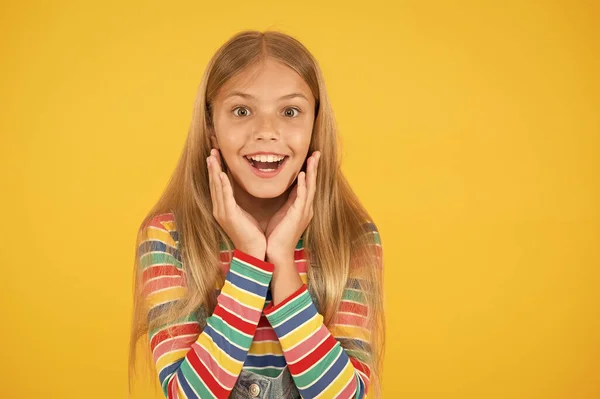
(220, 171, 236, 213)
(212, 150, 227, 212)
(296, 171, 307, 210)
(213, 148, 222, 169)
(207, 157, 218, 214)
(306, 152, 319, 215)
(209, 152, 224, 216)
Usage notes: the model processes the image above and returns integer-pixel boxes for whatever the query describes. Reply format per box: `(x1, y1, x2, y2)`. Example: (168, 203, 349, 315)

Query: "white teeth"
(247, 154, 285, 162)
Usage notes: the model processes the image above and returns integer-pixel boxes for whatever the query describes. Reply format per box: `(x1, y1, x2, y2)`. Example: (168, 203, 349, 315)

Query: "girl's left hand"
(265, 151, 321, 261)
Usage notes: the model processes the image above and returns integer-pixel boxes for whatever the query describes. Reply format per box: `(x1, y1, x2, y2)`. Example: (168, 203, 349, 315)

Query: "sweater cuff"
(232, 248, 274, 273)
(263, 284, 318, 331)
(263, 283, 307, 315)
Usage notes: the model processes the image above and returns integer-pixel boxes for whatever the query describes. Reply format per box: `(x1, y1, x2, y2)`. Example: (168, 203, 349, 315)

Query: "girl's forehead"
(218, 60, 312, 101)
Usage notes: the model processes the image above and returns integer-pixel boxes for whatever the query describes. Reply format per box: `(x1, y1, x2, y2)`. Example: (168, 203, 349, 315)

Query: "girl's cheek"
(220, 126, 248, 143)
(288, 132, 312, 149)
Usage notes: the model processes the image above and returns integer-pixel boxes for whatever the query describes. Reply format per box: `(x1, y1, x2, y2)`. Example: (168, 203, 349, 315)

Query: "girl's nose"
(253, 114, 280, 141)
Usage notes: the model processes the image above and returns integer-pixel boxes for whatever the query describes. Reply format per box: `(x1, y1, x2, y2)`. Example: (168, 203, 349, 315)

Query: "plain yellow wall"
(1, 0, 598, 398)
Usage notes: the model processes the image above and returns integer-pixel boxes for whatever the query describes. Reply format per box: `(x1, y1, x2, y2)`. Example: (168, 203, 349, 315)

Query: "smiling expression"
(210, 57, 316, 199)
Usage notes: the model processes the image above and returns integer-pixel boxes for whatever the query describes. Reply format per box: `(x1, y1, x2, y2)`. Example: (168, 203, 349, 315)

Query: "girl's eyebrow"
(225, 91, 309, 102)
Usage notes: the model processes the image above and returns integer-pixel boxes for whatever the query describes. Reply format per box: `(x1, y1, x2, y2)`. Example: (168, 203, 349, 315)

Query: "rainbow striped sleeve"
(139, 214, 274, 399)
(263, 222, 382, 399)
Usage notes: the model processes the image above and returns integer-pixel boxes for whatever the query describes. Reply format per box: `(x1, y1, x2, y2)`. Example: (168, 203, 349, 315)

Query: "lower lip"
(245, 156, 288, 178)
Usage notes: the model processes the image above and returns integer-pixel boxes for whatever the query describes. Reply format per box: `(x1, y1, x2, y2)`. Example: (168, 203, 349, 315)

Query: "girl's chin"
(245, 185, 289, 199)
(241, 175, 297, 199)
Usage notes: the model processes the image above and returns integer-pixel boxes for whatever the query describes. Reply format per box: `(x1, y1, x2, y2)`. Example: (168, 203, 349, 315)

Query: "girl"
(129, 30, 385, 399)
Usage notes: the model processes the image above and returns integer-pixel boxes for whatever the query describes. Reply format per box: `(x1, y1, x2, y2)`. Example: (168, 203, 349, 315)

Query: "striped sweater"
(138, 212, 381, 398)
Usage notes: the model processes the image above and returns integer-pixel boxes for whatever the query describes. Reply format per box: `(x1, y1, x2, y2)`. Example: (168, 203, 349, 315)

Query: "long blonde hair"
(129, 30, 385, 398)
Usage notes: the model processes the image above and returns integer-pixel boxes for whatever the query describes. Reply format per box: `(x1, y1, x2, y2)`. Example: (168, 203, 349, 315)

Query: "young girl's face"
(210, 57, 316, 199)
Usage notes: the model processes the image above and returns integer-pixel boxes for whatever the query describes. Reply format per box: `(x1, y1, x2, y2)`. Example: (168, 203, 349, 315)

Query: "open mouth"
(244, 155, 288, 172)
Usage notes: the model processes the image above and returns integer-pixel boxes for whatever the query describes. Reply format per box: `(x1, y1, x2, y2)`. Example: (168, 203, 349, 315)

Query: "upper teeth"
(246, 154, 285, 162)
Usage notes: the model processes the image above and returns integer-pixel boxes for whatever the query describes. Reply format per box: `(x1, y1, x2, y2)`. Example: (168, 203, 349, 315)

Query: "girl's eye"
(232, 107, 251, 117)
(232, 106, 300, 118)
(283, 107, 300, 118)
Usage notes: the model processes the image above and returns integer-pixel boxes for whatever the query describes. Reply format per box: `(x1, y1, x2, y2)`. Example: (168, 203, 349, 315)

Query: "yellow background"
(1, 0, 598, 398)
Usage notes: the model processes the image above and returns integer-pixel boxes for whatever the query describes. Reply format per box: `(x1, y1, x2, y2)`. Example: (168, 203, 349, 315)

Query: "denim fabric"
(230, 365, 300, 399)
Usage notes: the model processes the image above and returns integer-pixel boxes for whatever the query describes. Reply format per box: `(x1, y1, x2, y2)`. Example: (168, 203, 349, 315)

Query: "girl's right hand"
(207, 149, 267, 260)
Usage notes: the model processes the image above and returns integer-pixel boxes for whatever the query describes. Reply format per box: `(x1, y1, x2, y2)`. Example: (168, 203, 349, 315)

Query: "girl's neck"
(231, 180, 291, 232)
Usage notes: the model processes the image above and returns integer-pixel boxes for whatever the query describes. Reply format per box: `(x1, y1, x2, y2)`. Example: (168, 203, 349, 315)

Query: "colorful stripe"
(140, 212, 380, 398)
(140, 213, 274, 398)
(263, 282, 372, 398)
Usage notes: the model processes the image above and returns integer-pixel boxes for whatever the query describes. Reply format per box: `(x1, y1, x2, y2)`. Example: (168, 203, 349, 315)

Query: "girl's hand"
(264, 184, 297, 240)
(207, 149, 266, 259)
(265, 151, 321, 262)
